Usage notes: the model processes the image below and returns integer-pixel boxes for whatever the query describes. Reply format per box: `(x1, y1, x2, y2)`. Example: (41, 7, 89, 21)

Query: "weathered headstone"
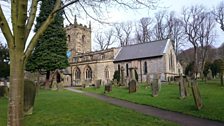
(151, 74, 161, 97)
(113, 79, 118, 85)
(104, 81, 112, 93)
(24, 79, 36, 115)
(183, 77, 189, 96)
(120, 67, 125, 86)
(51, 79, 57, 90)
(104, 84, 112, 93)
(179, 75, 187, 99)
(146, 74, 152, 89)
(186, 76, 191, 87)
(125, 78, 130, 87)
(207, 69, 213, 80)
(95, 79, 101, 88)
(0, 86, 8, 97)
(128, 80, 137, 93)
(191, 80, 203, 110)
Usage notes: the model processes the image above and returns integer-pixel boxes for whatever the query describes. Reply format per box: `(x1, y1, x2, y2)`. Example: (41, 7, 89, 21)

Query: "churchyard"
(83, 79, 224, 122)
(0, 90, 177, 126)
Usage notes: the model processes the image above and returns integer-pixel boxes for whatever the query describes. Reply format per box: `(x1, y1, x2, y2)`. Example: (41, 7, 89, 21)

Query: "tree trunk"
(45, 71, 50, 89)
(7, 51, 25, 126)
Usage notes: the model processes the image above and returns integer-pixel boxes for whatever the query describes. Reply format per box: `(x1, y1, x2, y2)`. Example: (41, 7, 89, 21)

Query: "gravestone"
(104, 84, 112, 93)
(146, 74, 153, 89)
(51, 79, 57, 90)
(146, 74, 151, 85)
(0, 86, 8, 97)
(120, 67, 125, 86)
(125, 78, 130, 87)
(128, 80, 137, 93)
(179, 75, 187, 99)
(95, 79, 101, 88)
(24, 79, 36, 115)
(113, 79, 118, 85)
(186, 76, 191, 87)
(207, 69, 213, 80)
(191, 80, 203, 110)
(183, 77, 189, 96)
(151, 74, 161, 97)
(104, 81, 112, 93)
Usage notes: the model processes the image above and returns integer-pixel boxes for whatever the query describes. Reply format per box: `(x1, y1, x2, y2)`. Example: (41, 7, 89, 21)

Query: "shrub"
(113, 70, 120, 82)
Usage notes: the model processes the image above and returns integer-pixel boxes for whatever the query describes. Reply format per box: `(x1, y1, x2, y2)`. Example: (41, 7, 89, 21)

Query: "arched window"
(169, 51, 173, 70)
(82, 35, 85, 43)
(126, 63, 129, 76)
(105, 66, 109, 79)
(67, 35, 71, 43)
(74, 67, 81, 80)
(85, 66, 92, 79)
(144, 61, 148, 74)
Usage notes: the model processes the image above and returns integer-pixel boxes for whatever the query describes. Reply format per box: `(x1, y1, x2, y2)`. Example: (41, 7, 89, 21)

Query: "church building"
(64, 20, 182, 86)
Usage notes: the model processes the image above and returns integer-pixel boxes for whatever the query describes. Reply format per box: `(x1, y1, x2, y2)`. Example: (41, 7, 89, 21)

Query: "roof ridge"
(122, 39, 168, 47)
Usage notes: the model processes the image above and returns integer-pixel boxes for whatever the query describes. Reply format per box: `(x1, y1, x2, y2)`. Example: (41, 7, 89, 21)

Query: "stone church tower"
(65, 16, 91, 62)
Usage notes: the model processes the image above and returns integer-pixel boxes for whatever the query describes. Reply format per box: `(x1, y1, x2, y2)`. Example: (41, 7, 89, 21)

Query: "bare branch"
(0, 4, 13, 49)
(25, 0, 38, 41)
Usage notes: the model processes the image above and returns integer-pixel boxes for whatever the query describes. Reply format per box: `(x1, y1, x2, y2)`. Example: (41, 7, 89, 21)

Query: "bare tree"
(135, 17, 153, 43)
(114, 22, 133, 46)
(94, 29, 115, 50)
(182, 5, 206, 77)
(198, 12, 216, 77)
(165, 11, 185, 56)
(182, 5, 215, 78)
(213, 1, 224, 31)
(152, 10, 168, 40)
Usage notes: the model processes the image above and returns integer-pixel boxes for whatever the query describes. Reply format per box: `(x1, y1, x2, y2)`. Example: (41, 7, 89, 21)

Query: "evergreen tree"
(26, 0, 68, 82)
(0, 43, 10, 78)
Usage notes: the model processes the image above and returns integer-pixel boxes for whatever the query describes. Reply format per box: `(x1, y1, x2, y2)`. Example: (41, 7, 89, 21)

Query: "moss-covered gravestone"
(24, 79, 36, 115)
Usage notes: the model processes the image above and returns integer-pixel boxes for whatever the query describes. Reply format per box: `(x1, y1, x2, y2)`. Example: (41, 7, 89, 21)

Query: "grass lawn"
(0, 90, 178, 126)
(83, 79, 224, 122)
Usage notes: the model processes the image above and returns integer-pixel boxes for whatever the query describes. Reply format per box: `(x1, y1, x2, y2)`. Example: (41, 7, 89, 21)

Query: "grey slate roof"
(114, 39, 168, 62)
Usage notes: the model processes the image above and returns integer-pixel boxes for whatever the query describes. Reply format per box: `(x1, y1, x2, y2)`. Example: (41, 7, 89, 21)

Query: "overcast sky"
(0, 0, 223, 49)
(70, 0, 223, 49)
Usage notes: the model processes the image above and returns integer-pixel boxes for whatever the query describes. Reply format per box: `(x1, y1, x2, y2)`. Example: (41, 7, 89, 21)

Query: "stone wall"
(66, 22, 91, 63)
(70, 48, 117, 86)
